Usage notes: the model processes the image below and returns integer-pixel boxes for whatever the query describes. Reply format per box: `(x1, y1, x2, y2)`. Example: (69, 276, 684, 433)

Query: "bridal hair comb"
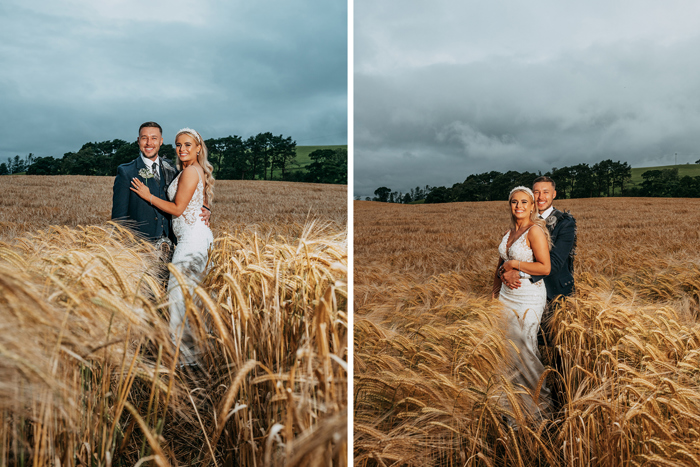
(509, 186, 534, 200)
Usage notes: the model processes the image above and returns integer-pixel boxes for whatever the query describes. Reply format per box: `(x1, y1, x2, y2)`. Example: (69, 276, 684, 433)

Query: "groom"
(111, 121, 210, 244)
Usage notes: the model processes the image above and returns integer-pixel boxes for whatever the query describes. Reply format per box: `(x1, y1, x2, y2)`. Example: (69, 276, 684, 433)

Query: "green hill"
(630, 163, 700, 187)
(271, 144, 347, 178)
(294, 145, 347, 169)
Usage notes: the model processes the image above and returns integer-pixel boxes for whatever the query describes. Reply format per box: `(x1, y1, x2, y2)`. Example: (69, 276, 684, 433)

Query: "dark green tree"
(373, 186, 391, 202)
(13, 155, 25, 173)
(0, 163, 8, 175)
(641, 168, 679, 197)
(207, 136, 249, 179)
(570, 163, 595, 198)
(271, 135, 297, 179)
(305, 148, 347, 184)
(425, 186, 452, 204)
(110, 141, 140, 173)
(548, 166, 573, 199)
(245, 134, 268, 180)
(611, 161, 632, 196)
(27, 156, 61, 175)
(592, 159, 614, 197)
(61, 147, 96, 175)
(452, 176, 481, 202)
(673, 175, 700, 197)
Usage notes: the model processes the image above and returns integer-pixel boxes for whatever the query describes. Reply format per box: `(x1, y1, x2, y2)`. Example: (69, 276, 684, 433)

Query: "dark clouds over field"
(354, 0, 700, 197)
(0, 0, 346, 163)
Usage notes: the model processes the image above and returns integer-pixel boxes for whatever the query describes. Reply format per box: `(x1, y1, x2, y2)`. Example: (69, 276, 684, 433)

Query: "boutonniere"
(546, 215, 558, 228)
(138, 168, 154, 180)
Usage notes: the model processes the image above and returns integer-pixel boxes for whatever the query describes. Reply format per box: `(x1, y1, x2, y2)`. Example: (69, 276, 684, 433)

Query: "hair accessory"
(176, 127, 202, 144)
(509, 186, 534, 200)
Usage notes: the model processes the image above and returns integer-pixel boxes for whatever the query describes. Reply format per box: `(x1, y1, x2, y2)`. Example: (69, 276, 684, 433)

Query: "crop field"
(0, 175, 347, 466)
(354, 198, 700, 466)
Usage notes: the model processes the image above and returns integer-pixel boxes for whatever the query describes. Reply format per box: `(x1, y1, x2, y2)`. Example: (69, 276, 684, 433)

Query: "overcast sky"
(354, 0, 700, 197)
(0, 0, 346, 164)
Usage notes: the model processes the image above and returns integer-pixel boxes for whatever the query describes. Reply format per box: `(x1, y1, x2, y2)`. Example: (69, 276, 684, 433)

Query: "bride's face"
(510, 191, 534, 220)
(175, 134, 201, 166)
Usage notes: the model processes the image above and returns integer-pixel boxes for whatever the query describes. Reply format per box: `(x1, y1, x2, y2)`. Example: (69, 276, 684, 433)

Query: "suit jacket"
(532, 208, 577, 300)
(111, 156, 178, 242)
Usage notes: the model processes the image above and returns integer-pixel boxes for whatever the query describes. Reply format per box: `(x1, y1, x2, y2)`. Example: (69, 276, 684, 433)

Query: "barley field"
(0, 175, 347, 466)
(354, 198, 700, 466)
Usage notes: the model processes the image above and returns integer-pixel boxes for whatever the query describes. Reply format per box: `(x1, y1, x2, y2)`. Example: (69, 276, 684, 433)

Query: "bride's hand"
(502, 260, 515, 271)
(130, 178, 151, 200)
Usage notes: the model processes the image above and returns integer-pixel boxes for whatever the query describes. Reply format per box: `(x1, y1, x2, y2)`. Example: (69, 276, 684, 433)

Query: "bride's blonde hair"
(175, 128, 215, 205)
(508, 186, 551, 248)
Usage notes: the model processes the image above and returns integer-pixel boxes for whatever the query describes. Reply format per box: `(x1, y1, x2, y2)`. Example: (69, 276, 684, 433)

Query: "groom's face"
(533, 181, 556, 214)
(138, 126, 163, 160)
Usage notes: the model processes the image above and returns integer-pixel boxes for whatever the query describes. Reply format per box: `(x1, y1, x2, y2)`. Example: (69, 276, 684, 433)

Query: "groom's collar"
(140, 152, 160, 167)
(540, 206, 554, 219)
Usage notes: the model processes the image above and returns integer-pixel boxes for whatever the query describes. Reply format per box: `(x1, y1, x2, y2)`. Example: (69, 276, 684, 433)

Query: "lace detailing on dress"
(165, 167, 213, 367)
(498, 227, 544, 289)
(498, 228, 536, 263)
(496, 226, 550, 418)
(167, 169, 206, 238)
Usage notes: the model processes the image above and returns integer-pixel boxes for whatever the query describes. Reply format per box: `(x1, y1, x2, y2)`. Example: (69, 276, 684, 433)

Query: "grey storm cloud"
(0, 0, 346, 163)
(354, 0, 700, 198)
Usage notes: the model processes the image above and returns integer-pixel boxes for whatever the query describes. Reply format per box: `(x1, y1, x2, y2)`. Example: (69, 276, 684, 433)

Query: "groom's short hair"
(139, 121, 163, 134)
(533, 176, 556, 189)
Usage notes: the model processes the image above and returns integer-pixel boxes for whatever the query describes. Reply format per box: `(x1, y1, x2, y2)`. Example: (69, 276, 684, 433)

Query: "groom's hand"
(502, 270, 521, 289)
(200, 206, 211, 226)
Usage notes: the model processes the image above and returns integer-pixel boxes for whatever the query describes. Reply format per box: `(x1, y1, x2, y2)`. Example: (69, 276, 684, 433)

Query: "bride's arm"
(130, 166, 199, 217)
(492, 257, 504, 299)
(502, 226, 551, 276)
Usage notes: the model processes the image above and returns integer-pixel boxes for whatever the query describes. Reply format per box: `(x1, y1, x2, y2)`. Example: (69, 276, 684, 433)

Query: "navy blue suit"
(111, 156, 178, 242)
(532, 208, 577, 301)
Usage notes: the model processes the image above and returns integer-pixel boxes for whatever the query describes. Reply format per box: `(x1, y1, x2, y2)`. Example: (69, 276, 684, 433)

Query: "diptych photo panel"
(0, 0, 347, 465)
(353, 0, 700, 466)
(4, 0, 700, 465)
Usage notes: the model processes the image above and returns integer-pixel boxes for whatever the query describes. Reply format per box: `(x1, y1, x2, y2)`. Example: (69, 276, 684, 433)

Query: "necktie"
(152, 163, 160, 183)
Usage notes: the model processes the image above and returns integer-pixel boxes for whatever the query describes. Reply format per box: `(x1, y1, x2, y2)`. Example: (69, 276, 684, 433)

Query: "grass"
(294, 146, 347, 169)
(629, 164, 700, 188)
(354, 197, 700, 466)
(0, 175, 347, 466)
(268, 145, 348, 179)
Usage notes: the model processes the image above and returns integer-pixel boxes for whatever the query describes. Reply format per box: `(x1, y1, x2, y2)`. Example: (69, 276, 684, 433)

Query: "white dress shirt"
(140, 153, 161, 172)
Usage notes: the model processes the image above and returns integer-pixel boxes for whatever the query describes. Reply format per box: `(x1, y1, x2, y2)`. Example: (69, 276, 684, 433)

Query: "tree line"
(366, 159, 700, 203)
(0, 132, 347, 185)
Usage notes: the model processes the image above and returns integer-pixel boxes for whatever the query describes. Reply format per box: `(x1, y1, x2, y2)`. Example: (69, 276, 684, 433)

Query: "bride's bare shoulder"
(528, 224, 547, 240)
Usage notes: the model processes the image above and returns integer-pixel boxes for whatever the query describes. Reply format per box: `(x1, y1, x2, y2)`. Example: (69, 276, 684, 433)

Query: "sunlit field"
(0, 175, 347, 466)
(354, 198, 700, 466)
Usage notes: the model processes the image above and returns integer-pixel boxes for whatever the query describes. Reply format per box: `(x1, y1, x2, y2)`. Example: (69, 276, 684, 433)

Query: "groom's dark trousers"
(111, 156, 178, 244)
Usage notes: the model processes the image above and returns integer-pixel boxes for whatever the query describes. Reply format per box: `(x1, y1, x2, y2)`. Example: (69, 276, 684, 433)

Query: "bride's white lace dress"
(167, 169, 213, 365)
(497, 226, 550, 416)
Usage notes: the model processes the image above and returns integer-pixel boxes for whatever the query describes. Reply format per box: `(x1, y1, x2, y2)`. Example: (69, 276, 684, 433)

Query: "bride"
(492, 186, 551, 419)
(130, 127, 214, 365)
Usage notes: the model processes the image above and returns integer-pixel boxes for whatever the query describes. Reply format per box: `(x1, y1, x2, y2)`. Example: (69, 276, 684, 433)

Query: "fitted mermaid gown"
(167, 169, 213, 365)
(498, 226, 550, 416)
